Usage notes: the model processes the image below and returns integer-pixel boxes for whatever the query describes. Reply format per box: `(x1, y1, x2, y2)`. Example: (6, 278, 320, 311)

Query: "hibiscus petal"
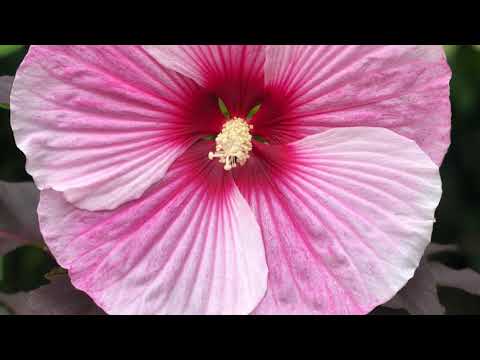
(11, 45, 222, 211)
(233, 127, 442, 314)
(143, 46, 266, 116)
(256, 45, 451, 165)
(38, 142, 268, 315)
(0, 76, 14, 105)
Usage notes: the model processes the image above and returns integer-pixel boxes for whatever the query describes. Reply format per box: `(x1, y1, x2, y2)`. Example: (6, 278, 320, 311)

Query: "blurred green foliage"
(434, 45, 480, 272)
(0, 45, 27, 74)
(0, 245, 56, 293)
(0, 45, 30, 181)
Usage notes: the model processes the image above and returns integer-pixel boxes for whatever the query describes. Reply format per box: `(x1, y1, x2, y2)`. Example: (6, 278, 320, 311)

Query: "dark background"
(1, 45, 479, 314)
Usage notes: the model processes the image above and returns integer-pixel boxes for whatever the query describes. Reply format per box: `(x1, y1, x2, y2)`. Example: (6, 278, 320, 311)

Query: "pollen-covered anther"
(208, 117, 253, 171)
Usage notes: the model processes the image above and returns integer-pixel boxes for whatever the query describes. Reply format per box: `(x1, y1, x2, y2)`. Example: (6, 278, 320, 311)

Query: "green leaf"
(44, 267, 68, 281)
(0, 46, 28, 75)
(0, 45, 25, 59)
(443, 45, 458, 59)
(202, 134, 217, 141)
(246, 103, 261, 120)
(0, 245, 57, 294)
(218, 98, 230, 119)
(253, 134, 269, 144)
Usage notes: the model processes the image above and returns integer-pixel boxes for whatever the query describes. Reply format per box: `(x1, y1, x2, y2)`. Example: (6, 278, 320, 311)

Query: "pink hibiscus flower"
(10, 45, 451, 315)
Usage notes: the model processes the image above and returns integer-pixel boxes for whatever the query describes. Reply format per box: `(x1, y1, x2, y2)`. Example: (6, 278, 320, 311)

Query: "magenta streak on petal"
(142, 45, 266, 118)
(38, 141, 268, 315)
(253, 45, 451, 166)
(10, 45, 224, 211)
(233, 127, 442, 314)
(9, 45, 452, 316)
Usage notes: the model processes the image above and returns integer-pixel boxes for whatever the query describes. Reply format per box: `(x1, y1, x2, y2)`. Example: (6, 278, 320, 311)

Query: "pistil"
(208, 117, 253, 171)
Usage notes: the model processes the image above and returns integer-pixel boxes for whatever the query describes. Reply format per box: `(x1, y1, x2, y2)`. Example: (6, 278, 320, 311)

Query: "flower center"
(208, 117, 253, 171)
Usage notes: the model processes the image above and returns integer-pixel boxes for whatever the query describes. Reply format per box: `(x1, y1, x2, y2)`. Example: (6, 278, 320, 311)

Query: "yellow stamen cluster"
(208, 117, 253, 171)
